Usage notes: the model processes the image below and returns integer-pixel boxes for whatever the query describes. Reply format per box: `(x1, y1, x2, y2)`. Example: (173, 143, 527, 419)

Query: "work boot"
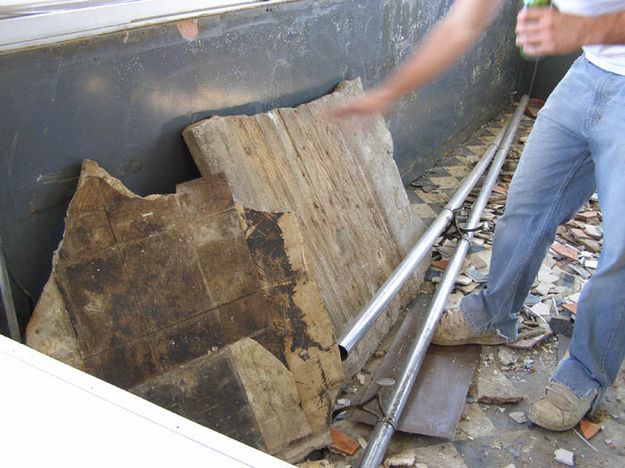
(528, 382, 597, 431)
(432, 308, 505, 346)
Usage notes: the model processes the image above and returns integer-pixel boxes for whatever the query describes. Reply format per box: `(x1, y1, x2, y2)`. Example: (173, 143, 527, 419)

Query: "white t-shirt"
(553, 0, 625, 75)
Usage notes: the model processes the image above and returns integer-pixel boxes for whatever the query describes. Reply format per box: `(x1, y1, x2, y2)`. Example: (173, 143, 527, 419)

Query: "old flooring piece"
(352, 303, 479, 439)
(26, 160, 343, 458)
(183, 79, 427, 376)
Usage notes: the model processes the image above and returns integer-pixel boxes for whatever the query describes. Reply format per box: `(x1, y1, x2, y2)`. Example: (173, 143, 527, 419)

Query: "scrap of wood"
(183, 79, 426, 375)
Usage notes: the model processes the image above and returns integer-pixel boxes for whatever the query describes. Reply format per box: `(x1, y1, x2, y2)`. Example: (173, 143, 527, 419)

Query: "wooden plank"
(183, 80, 426, 375)
(352, 303, 478, 438)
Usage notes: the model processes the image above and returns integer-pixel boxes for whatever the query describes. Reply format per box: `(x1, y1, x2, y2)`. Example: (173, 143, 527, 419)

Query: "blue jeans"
(461, 56, 625, 400)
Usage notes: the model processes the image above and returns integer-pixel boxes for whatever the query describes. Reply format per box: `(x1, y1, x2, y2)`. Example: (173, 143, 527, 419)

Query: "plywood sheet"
(183, 79, 426, 374)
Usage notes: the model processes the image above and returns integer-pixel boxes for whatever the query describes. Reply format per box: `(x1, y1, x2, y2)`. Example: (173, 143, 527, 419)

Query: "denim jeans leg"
(461, 58, 596, 339)
(552, 66, 625, 399)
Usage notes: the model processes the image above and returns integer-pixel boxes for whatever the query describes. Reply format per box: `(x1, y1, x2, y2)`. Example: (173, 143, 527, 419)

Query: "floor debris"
(554, 448, 575, 466)
(329, 427, 360, 456)
(579, 419, 601, 440)
(508, 411, 527, 424)
(476, 369, 524, 405)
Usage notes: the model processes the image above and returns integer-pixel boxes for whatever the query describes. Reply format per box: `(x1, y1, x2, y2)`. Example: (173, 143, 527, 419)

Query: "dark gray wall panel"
(518, 52, 580, 100)
(0, 0, 519, 335)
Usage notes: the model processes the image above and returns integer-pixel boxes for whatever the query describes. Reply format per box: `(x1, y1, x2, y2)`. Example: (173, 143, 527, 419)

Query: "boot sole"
(527, 411, 580, 432)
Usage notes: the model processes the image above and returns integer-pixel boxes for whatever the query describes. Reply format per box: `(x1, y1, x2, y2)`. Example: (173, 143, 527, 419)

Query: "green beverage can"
(519, 0, 552, 60)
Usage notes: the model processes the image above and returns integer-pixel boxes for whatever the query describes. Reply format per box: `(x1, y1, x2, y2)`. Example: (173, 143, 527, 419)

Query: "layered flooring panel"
(26, 160, 343, 456)
(183, 79, 427, 376)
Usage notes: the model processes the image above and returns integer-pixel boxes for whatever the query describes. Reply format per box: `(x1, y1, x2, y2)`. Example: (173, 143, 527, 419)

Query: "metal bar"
(0, 236, 22, 342)
(359, 95, 529, 468)
(338, 113, 513, 361)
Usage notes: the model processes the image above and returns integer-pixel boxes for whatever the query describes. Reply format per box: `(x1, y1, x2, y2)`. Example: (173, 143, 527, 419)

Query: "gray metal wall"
(0, 0, 520, 335)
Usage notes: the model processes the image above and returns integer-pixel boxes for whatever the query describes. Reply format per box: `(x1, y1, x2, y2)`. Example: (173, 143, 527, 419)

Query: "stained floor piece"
(26, 160, 343, 456)
(132, 337, 311, 455)
(183, 79, 426, 376)
(352, 305, 478, 438)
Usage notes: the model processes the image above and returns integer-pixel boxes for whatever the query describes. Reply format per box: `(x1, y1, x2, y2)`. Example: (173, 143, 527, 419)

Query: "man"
(333, 1, 625, 431)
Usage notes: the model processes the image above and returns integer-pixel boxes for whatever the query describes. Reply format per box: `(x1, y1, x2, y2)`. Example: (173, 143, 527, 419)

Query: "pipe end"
(339, 344, 348, 361)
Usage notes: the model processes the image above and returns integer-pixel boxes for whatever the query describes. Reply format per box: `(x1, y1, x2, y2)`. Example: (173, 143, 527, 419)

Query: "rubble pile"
(426, 134, 604, 350)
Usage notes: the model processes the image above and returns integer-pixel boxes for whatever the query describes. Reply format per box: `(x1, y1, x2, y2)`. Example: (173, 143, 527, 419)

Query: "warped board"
(353, 303, 478, 439)
(26, 160, 343, 456)
(183, 79, 426, 375)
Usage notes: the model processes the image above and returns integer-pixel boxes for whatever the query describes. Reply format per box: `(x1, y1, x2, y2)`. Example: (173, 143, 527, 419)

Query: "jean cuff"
(460, 292, 518, 341)
(551, 357, 600, 400)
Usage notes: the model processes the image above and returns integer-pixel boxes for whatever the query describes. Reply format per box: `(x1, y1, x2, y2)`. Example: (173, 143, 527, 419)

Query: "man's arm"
(331, 0, 503, 117)
(517, 8, 625, 57)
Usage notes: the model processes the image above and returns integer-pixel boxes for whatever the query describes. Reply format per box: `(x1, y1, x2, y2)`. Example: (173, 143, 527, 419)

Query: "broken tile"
(551, 242, 579, 261)
(465, 269, 488, 283)
(531, 302, 552, 318)
(580, 419, 601, 440)
(455, 275, 473, 286)
(432, 259, 450, 270)
(383, 452, 416, 467)
(456, 403, 496, 440)
(562, 303, 577, 315)
(477, 369, 524, 404)
(538, 268, 559, 285)
(578, 238, 601, 253)
(509, 411, 527, 424)
(535, 282, 552, 297)
(584, 224, 602, 239)
(554, 448, 575, 466)
(329, 427, 359, 456)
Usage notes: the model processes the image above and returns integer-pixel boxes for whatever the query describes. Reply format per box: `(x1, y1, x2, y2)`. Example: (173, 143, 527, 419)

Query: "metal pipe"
(359, 95, 529, 468)
(0, 236, 22, 342)
(338, 113, 514, 361)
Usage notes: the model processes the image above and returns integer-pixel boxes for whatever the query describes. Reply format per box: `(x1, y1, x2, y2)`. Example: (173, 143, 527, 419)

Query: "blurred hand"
(516, 7, 588, 57)
(327, 87, 397, 119)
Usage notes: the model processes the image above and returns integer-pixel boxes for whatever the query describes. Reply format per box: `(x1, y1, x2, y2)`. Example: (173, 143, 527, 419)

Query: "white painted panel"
(0, 335, 293, 468)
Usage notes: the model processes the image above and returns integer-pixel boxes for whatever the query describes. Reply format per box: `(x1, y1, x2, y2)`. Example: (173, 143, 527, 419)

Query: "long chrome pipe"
(358, 95, 529, 468)
(338, 109, 515, 360)
(0, 236, 21, 342)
